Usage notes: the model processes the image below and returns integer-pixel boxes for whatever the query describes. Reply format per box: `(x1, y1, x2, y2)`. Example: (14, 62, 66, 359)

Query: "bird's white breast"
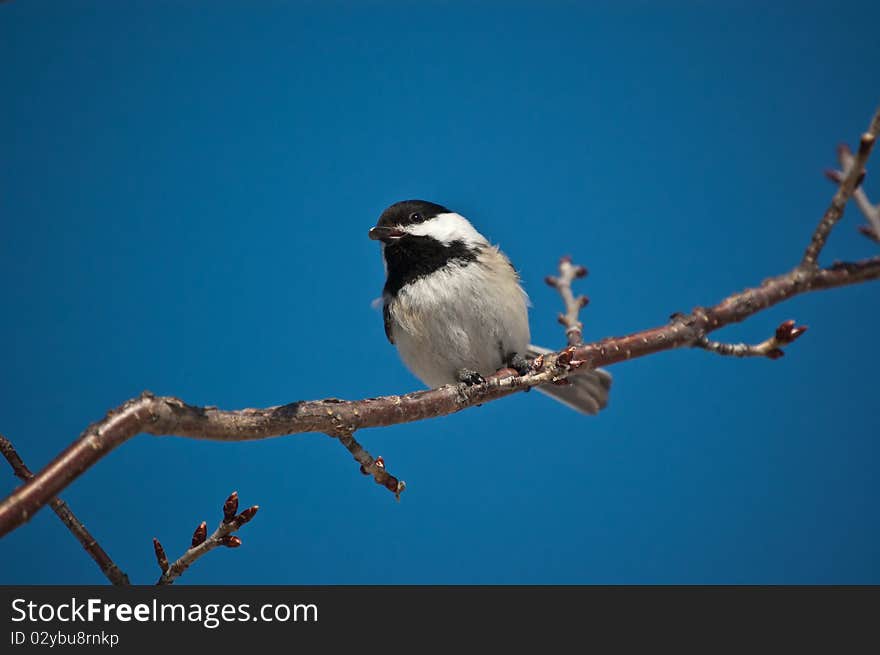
(387, 248, 530, 387)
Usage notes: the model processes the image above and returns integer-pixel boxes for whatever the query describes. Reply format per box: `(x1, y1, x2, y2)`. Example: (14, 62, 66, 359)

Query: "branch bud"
(775, 320, 808, 344)
(223, 491, 239, 524)
(573, 265, 588, 279)
(191, 521, 207, 548)
(220, 535, 242, 548)
(153, 537, 169, 573)
(381, 474, 402, 494)
(823, 168, 843, 184)
(557, 346, 577, 367)
(859, 132, 876, 154)
(381, 477, 406, 500)
(766, 348, 785, 360)
(774, 319, 795, 340)
(544, 275, 559, 288)
(375, 456, 385, 470)
(857, 225, 880, 243)
(234, 506, 259, 527)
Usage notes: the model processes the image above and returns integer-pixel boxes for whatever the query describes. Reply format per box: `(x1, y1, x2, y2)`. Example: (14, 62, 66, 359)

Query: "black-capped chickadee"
(369, 200, 611, 415)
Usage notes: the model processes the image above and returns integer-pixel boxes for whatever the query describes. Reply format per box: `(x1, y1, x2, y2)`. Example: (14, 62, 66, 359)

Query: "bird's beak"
(368, 226, 406, 242)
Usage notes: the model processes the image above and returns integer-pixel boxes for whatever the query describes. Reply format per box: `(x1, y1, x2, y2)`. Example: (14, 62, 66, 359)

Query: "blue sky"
(1, 1, 878, 584)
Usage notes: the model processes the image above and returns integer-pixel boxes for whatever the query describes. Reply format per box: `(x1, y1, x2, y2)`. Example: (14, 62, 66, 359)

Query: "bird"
(369, 199, 611, 415)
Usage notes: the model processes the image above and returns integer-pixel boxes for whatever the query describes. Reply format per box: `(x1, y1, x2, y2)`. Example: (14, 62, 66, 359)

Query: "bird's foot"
(456, 368, 486, 386)
(498, 353, 533, 392)
(506, 353, 532, 376)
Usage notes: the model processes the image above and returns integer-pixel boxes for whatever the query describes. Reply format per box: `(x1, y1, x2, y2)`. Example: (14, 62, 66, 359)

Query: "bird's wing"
(383, 302, 395, 344)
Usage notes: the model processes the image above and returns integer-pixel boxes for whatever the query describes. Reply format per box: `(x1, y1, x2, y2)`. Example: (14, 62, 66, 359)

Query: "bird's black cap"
(376, 200, 450, 228)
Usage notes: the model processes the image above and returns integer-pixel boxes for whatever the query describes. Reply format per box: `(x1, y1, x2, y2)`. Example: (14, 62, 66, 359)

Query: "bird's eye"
(409, 212, 423, 222)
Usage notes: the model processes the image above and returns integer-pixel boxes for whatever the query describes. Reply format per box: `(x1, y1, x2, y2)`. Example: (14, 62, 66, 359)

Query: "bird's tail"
(527, 345, 612, 415)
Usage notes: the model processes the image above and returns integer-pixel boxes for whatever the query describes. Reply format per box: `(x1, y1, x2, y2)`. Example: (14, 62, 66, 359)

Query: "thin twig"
(802, 108, 880, 267)
(693, 320, 808, 359)
(0, 433, 129, 585)
(545, 256, 589, 346)
(825, 144, 880, 243)
(1, 108, 880, 539)
(154, 491, 258, 585)
(334, 429, 406, 500)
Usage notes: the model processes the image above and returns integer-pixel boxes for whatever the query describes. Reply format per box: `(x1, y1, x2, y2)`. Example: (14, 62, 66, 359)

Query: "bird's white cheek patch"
(406, 213, 488, 247)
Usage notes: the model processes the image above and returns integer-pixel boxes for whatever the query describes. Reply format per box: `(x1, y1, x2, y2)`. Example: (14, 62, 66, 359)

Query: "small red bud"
(234, 506, 259, 526)
(191, 521, 207, 548)
(766, 348, 785, 360)
(577, 295, 589, 308)
(774, 320, 808, 344)
(574, 265, 588, 278)
(153, 538, 169, 573)
(221, 535, 242, 548)
(775, 320, 796, 341)
(857, 225, 880, 242)
(375, 456, 385, 469)
(823, 168, 843, 184)
(223, 491, 239, 524)
(559, 255, 572, 264)
(557, 347, 577, 367)
(544, 275, 558, 288)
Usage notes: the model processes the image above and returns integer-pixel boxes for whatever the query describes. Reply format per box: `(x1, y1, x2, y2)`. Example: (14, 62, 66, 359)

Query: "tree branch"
(337, 429, 406, 500)
(693, 319, 808, 360)
(802, 111, 880, 267)
(154, 491, 259, 585)
(0, 433, 130, 585)
(825, 144, 880, 243)
(545, 256, 590, 346)
(1, 107, 878, 540)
